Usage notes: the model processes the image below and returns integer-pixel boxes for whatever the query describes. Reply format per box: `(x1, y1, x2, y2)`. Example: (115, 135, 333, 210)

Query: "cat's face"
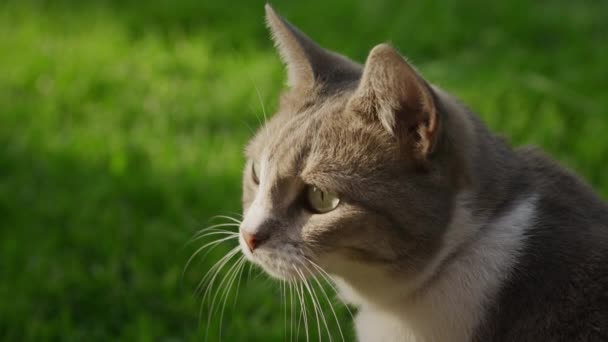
(239, 6, 466, 293)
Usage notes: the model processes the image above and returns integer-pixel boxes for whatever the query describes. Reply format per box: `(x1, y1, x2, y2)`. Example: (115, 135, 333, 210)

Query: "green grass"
(0, 0, 607, 340)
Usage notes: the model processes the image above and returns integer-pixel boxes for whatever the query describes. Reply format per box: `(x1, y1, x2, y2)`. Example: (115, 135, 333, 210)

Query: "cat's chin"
(249, 252, 306, 282)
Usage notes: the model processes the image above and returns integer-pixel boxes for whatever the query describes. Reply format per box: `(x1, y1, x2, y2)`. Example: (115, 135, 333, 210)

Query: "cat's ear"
(348, 44, 439, 160)
(265, 4, 360, 91)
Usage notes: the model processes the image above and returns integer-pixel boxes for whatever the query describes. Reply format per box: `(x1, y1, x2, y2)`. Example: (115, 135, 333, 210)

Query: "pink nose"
(242, 231, 266, 252)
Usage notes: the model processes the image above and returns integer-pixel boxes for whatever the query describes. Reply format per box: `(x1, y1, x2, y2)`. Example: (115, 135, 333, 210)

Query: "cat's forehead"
(247, 96, 331, 162)
(246, 94, 397, 186)
(246, 98, 339, 174)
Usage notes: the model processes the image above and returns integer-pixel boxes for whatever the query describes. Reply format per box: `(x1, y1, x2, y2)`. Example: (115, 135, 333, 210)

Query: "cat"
(236, 4, 608, 341)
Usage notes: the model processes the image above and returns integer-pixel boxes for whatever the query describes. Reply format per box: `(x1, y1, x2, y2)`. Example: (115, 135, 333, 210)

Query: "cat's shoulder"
(474, 146, 608, 342)
(515, 144, 607, 210)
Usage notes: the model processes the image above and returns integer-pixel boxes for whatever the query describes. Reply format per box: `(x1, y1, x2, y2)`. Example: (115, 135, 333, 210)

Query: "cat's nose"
(241, 230, 268, 252)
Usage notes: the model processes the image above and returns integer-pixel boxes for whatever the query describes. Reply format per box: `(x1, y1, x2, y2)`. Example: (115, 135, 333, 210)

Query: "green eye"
(251, 161, 260, 185)
(306, 186, 340, 213)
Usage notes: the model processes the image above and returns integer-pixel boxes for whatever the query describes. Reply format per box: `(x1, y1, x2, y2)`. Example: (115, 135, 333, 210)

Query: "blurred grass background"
(0, 0, 606, 340)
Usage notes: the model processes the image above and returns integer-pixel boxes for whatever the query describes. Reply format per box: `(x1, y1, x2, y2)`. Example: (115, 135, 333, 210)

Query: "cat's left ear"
(348, 44, 439, 160)
(265, 4, 360, 91)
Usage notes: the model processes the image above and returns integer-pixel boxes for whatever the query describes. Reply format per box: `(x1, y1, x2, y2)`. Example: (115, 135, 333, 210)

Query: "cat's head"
(239, 5, 472, 298)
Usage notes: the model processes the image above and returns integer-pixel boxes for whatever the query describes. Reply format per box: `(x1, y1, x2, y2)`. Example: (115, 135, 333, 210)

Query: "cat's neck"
(335, 192, 538, 342)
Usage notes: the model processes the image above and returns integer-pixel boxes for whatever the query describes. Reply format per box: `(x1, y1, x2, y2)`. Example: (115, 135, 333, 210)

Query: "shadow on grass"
(0, 131, 246, 340)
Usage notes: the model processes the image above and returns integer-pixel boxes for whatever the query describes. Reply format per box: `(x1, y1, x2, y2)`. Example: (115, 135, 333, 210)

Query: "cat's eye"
(306, 186, 340, 213)
(251, 161, 260, 185)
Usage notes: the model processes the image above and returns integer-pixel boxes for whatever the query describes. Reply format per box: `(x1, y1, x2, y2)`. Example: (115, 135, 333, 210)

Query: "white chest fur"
(337, 195, 538, 342)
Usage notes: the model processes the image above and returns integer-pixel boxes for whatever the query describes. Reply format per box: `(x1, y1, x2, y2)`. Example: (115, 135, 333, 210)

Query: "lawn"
(0, 0, 607, 340)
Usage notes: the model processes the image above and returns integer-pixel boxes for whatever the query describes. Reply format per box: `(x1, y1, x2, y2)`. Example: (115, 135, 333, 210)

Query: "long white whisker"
(240, 119, 257, 136)
(281, 280, 287, 341)
(245, 97, 265, 137)
(300, 281, 310, 342)
(246, 73, 272, 143)
(214, 254, 245, 311)
(222, 256, 246, 311)
(296, 266, 323, 341)
(216, 261, 241, 340)
(245, 71, 268, 125)
(196, 237, 241, 268)
(206, 253, 245, 336)
(306, 257, 355, 320)
(302, 261, 341, 341)
(199, 246, 241, 338)
(209, 215, 243, 224)
(197, 246, 241, 297)
(187, 231, 238, 247)
(252, 80, 268, 124)
(292, 267, 310, 342)
(294, 280, 302, 341)
(217, 256, 247, 339)
(292, 270, 305, 342)
(195, 221, 239, 233)
(183, 234, 239, 277)
(187, 213, 245, 337)
(232, 257, 247, 308)
(289, 280, 295, 342)
(192, 222, 239, 239)
(191, 230, 239, 241)
(227, 211, 243, 218)
(302, 261, 333, 342)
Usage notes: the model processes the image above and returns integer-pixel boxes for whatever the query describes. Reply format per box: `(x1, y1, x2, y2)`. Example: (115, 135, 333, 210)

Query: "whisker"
(247, 262, 256, 282)
(293, 273, 302, 341)
(294, 277, 303, 341)
(296, 266, 324, 341)
(197, 246, 241, 297)
(201, 249, 243, 339)
(281, 279, 287, 341)
(185, 212, 246, 338)
(181, 222, 238, 252)
(183, 234, 239, 277)
(289, 280, 295, 342)
(305, 257, 355, 320)
(196, 237, 241, 269)
(246, 73, 272, 143)
(300, 281, 310, 342)
(292, 266, 310, 342)
(215, 261, 240, 340)
(209, 253, 244, 316)
(246, 98, 266, 136)
(302, 260, 341, 342)
(191, 230, 239, 242)
(218, 256, 247, 339)
(252, 78, 268, 124)
(209, 215, 243, 224)
(199, 246, 241, 339)
(187, 231, 238, 248)
(246, 72, 268, 123)
(192, 222, 239, 238)
(228, 211, 244, 219)
(240, 119, 257, 136)
(232, 258, 247, 308)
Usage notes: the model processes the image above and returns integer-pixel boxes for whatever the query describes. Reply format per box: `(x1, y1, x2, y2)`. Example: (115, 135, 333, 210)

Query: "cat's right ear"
(348, 44, 440, 161)
(265, 4, 360, 91)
